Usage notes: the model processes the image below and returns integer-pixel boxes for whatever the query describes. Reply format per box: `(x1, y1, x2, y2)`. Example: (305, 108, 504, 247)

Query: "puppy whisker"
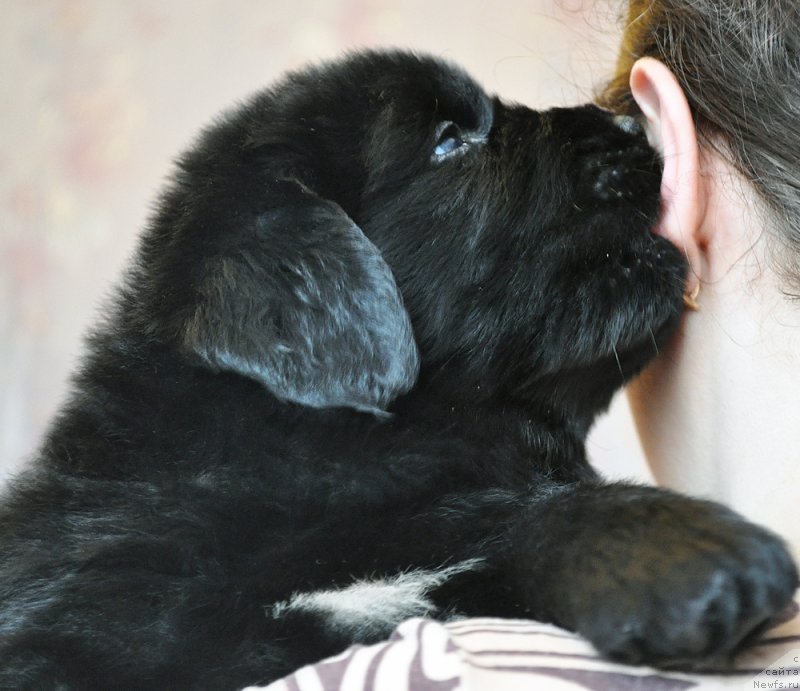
(611, 342, 624, 379)
(648, 326, 659, 357)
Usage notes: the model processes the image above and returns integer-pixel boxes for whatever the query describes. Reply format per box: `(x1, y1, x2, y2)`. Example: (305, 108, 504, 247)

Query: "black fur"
(0, 51, 796, 689)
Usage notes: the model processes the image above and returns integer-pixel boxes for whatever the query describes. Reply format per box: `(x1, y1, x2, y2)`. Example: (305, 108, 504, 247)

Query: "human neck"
(628, 163, 800, 560)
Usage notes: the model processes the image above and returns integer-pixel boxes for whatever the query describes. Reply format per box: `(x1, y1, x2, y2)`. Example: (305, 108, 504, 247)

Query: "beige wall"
(0, 0, 651, 482)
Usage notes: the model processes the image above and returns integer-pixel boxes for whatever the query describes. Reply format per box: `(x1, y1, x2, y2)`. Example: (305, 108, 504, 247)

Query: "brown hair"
(598, 0, 800, 295)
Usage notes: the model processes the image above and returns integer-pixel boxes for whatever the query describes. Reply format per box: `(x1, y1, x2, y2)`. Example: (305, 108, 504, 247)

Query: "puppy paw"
(569, 496, 798, 669)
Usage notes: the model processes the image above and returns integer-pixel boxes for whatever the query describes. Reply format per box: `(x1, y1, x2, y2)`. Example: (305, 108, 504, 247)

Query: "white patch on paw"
(270, 558, 484, 639)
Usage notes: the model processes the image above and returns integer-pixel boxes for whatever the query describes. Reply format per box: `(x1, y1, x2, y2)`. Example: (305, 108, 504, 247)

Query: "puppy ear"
(183, 179, 419, 416)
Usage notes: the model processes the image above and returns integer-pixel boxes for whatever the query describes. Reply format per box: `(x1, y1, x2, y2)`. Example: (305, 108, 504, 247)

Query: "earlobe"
(630, 58, 704, 297)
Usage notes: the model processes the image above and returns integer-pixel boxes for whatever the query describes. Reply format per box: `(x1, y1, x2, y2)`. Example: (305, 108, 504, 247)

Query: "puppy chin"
(618, 306, 683, 376)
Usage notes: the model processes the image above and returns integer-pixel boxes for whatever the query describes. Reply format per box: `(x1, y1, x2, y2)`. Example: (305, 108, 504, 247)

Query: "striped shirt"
(256, 601, 800, 691)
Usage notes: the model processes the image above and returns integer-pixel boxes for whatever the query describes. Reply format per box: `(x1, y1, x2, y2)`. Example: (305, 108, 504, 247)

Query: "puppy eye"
(433, 122, 466, 159)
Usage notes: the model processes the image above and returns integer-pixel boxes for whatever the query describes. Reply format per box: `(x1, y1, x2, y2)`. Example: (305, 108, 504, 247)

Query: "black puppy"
(0, 50, 796, 689)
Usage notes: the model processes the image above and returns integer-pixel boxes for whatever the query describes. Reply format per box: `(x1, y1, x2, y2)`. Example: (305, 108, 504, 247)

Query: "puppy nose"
(613, 115, 644, 136)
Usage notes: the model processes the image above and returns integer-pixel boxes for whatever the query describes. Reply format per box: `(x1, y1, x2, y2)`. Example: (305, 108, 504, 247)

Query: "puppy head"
(131, 51, 686, 425)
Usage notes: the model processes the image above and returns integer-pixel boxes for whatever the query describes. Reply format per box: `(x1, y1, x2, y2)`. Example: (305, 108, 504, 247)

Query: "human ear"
(630, 58, 703, 297)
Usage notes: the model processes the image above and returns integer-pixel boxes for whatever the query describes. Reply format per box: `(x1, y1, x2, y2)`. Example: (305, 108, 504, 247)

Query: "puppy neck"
(390, 379, 595, 483)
